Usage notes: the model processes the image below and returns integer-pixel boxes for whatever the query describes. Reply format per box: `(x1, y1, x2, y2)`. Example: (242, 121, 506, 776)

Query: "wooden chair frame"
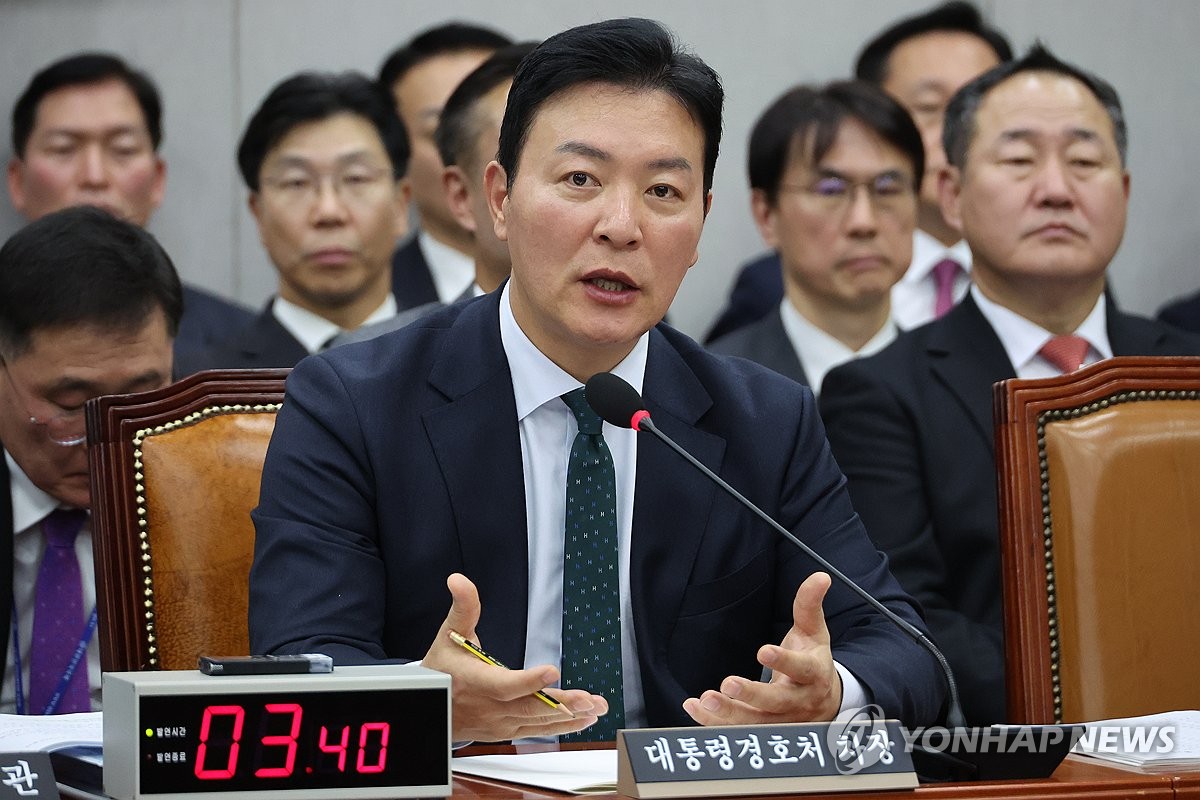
(86, 368, 289, 672)
(993, 355, 1200, 723)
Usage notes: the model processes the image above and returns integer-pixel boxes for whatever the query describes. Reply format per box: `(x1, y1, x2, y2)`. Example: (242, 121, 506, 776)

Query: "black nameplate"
(618, 721, 917, 798)
(0, 752, 61, 800)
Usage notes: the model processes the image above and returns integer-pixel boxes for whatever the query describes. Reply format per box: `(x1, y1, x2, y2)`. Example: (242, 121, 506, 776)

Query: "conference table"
(451, 744, 1198, 800)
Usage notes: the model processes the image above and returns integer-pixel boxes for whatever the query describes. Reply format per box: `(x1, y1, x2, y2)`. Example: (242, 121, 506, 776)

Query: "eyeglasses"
(779, 172, 916, 215)
(0, 360, 87, 447)
(260, 164, 394, 207)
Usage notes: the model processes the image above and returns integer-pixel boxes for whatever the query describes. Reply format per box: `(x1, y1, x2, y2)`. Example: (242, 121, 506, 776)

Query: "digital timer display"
(138, 688, 447, 793)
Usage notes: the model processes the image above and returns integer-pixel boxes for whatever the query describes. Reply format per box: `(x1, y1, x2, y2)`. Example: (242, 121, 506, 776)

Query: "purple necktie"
(28, 508, 91, 714)
(932, 258, 963, 319)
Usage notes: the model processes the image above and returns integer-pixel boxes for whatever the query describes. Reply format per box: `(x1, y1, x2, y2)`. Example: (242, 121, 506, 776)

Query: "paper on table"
(453, 750, 618, 795)
(0, 712, 102, 751)
(1071, 710, 1200, 767)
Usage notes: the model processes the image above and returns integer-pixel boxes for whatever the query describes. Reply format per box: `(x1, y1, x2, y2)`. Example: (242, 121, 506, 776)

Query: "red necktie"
(932, 259, 963, 319)
(1039, 335, 1090, 374)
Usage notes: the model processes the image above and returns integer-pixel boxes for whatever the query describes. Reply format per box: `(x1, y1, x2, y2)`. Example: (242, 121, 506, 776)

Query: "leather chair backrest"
(87, 369, 288, 672)
(994, 357, 1200, 723)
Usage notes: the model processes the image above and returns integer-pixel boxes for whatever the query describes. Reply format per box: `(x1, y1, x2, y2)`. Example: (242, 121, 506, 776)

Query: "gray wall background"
(1, 0, 1197, 339)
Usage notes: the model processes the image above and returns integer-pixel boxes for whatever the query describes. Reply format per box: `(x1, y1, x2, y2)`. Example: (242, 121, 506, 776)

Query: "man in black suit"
(820, 45, 1200, 724)
(379, 23, 511, 309)
(6, 52, 253, 360)
(176, 72, 410, 374)
(1158, 290, 1200, 333)
(710, 82, 922, 396)
(705, 1, 1010, 343)
(250, 19, 945, 743)
(1, 207, 179, 713)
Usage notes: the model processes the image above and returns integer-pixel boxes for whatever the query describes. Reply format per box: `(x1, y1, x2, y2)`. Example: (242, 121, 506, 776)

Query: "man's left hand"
(682, 571, 842, 725)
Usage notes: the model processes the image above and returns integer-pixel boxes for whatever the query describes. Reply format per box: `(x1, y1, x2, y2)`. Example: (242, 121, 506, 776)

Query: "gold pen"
(448, 630, 576, 718)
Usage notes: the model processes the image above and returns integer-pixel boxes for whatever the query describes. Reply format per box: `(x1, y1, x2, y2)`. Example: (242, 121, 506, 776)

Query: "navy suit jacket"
(173, 301, 308, 377)
(704, 251, 783, 344)
(0, 456, 13, 689)
(708, 307, 810, 388)
(176, 284, 255, 360)
(391, 237, 440, 311)
(819, 295, 1200, 724)
(249, 291, 946, 728)
(1158, 289, 1200, 334)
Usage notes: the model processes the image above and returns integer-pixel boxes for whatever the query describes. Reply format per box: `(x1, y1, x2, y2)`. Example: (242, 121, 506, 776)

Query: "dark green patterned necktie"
(559, 387, 625, 741)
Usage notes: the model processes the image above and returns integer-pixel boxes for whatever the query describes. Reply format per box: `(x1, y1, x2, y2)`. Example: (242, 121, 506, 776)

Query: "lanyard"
(10, 602, 98, 715)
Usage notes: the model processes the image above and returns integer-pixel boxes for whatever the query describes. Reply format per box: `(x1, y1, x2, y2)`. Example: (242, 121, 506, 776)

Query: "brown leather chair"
(994, 356, 1200, 723)
(86, 369, 289, 672)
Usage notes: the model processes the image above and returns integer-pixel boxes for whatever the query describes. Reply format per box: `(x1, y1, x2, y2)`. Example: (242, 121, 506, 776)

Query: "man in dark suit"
(1158, 290, 1200, 333)
(379, 23, 511, 309)
(820, 45, 1200, 725)
(176, 71, 410, 375)
(705, 2, 1010, 343)
(710, 82, 922, 396)
(1, 207, 179, 713)
(6, 52, 253, 360)
(250, 19, 945, 743)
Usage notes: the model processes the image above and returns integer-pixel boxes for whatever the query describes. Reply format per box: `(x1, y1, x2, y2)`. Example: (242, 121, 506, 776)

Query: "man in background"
(821, 46, 1200, 724)
(331, 42, 534, 348)
(378, 22, 511, 309)
(705, 1, 1010, 341)
(176, 72, 410, 374)
(1, 206, 180, 713)
(710, 81, 921, 397)
(6, 52, 252, 359)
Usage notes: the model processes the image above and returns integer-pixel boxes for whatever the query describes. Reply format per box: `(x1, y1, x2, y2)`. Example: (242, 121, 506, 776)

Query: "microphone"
(584, 371, 967, 730)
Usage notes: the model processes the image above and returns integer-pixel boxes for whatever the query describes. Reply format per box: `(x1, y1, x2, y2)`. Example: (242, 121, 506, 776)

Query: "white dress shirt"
(272, 294, 398, 354)
(891, 230, 973, 330)
(499, 285, 865, 731)
(779, 300, 898, 399)
(418, 231, 476, 304)
(2, 451, 100, 713)
(971, 285, 1112, 378)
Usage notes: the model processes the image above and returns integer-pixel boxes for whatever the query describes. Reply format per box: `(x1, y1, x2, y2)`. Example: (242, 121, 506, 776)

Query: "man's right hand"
(422, 573, 608, 742)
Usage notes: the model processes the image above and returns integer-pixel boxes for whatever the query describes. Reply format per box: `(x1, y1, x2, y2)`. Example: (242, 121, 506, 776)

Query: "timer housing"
(103, 664, 451, 800)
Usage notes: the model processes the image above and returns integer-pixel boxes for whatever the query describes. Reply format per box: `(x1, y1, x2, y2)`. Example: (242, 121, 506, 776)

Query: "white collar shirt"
(971, 284, 1112, 379)
(779, 300, 899, 399)
(272, 294, 398, 354)
(418, 231, 476, 304)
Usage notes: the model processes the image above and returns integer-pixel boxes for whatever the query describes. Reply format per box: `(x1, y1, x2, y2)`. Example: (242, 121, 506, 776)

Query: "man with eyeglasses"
(820, 46, 1200, 724)
(710, 82, 922, 399)
(1, 205, 180, 713)
(175, 71, 410, 374)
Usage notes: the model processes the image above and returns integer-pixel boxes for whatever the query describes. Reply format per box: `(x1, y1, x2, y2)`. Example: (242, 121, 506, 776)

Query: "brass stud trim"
(132, 402, 282, 668)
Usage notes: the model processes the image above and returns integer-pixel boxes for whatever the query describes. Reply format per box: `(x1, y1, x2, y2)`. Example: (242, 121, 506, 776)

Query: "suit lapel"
(630, 330, 724, 672)
(422, 295, 529, 667)
(927, 295, 1016, 453)
(753, 309, 811, 386)
(1108, 307, 1167, 354)
(236, 302, 309, 366)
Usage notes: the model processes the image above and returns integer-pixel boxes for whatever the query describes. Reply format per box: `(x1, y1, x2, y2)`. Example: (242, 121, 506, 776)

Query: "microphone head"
(585, 372, 648, 430)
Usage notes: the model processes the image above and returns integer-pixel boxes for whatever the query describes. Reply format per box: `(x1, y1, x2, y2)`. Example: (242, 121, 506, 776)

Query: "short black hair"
(943, 42, 1128, 170)
(378, 22, 512, 92)
(854, 1, 1013, 85)
(748, 81, 924, 205)
(11, 52, 162, 158)
(435, 42, 537, 169)
(0, 206, 182, 358)
(237, 71, 410, 191)
(497, 18, 724, 195)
